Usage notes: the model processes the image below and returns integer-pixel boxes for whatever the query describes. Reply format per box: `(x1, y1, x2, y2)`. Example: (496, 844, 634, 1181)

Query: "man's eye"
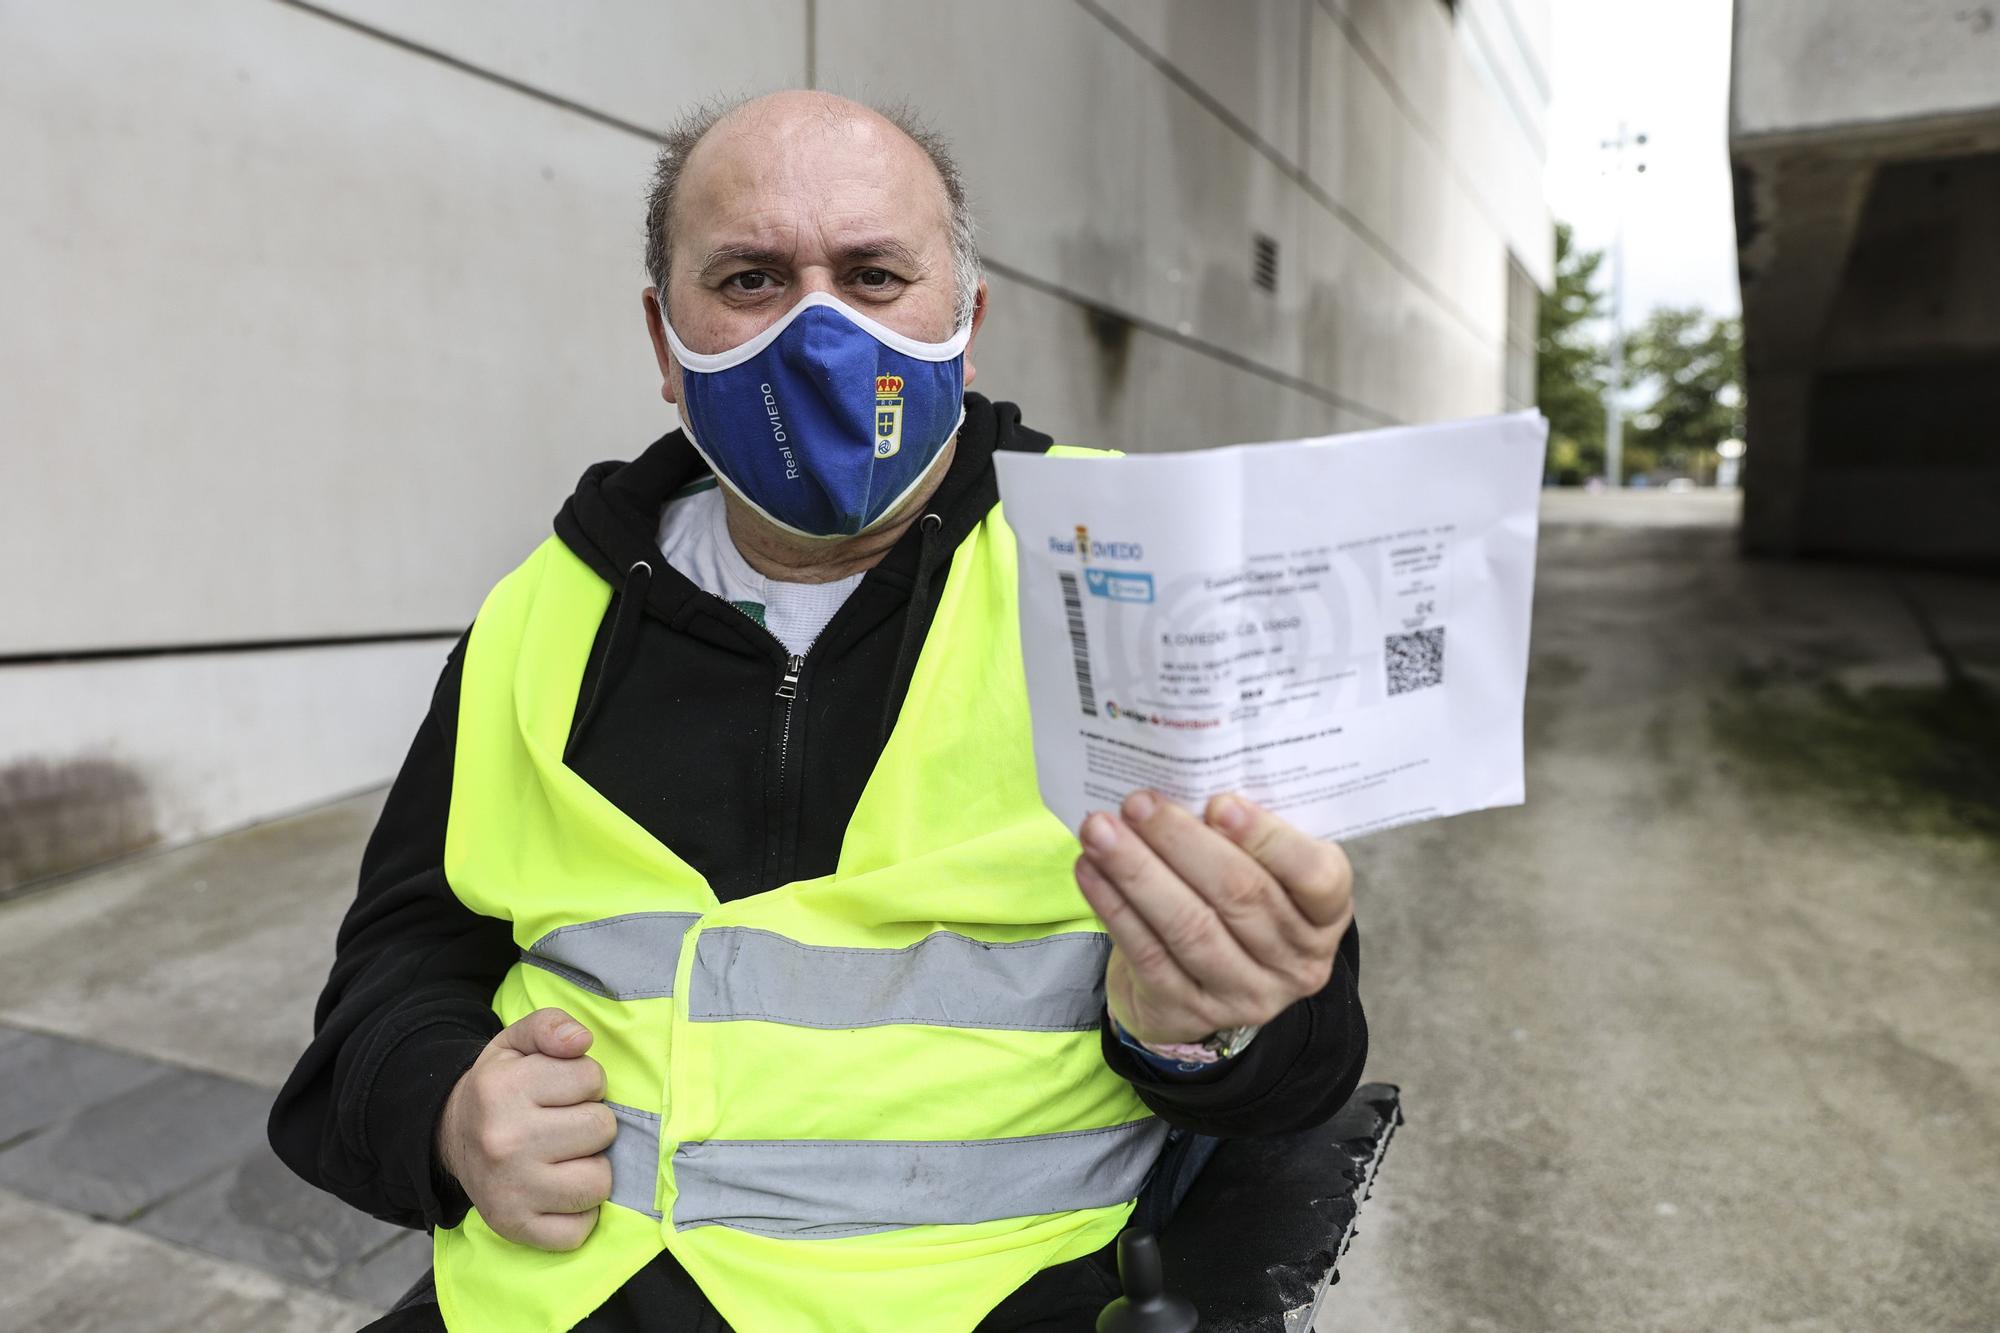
(727, 271, 772, 293)
(854, 269, 895, 289)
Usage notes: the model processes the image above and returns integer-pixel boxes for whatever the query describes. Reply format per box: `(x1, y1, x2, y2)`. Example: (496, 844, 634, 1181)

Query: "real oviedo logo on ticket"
(1044, 527, 1153, 602)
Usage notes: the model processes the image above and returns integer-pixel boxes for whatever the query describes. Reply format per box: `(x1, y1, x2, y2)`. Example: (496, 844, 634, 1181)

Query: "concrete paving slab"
(0, 789, 386, 1087)
(0, 1026, 164, 1146)
(0, 1185, 378, 1332)
(0, 1065, 270, 1221)
(330, 1231, 434, 1311)
(133, 1140, 406, 1286)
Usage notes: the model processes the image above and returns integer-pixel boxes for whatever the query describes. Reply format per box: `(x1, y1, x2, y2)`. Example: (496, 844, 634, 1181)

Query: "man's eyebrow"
(697, 244, 789, 280)
(832, 237, 925, 270)
(696, 236, 929, 282)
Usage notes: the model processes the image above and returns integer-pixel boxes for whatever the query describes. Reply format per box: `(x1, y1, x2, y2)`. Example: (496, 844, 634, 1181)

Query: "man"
(271, 91, 1366, 1332)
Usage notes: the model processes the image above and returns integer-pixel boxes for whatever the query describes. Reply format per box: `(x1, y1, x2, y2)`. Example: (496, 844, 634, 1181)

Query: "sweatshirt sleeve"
(267, 634, 518, 1231)
(1098, 920, 1366, 1138)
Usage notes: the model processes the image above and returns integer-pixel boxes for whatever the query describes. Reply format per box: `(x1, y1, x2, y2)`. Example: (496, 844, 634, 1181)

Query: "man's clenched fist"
(1074, 790, 1355, 1049)
(436, 1007, 618, 1251)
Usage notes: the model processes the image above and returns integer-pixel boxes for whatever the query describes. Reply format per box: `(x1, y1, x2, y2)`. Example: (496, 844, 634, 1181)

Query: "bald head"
(643, 91, 978, 328)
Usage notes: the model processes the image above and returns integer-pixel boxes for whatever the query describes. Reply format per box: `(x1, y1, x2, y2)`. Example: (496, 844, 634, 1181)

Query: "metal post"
(1601, 123, 1646, 488)
(1607, 171, 1625, 489)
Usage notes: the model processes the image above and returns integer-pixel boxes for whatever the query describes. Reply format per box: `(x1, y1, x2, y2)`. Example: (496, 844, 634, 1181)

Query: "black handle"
(1095, 1228, 1198, 1332)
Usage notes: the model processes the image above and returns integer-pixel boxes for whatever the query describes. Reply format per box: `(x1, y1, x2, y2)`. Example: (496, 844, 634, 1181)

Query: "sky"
(1542, 0, 1741, 321)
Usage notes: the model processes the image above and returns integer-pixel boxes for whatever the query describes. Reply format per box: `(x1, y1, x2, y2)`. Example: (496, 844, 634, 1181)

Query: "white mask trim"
(661, 290, 972, 374)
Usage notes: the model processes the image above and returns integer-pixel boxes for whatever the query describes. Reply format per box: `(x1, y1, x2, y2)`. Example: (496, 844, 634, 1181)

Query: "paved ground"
(0, 795, 423, 1331)
(2, 490, 1995, 1331)
(1332, 491, 2000, 1330)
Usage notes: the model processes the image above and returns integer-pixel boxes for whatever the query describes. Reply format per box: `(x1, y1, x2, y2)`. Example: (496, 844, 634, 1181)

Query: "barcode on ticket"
(1056, 571, 1098, 716)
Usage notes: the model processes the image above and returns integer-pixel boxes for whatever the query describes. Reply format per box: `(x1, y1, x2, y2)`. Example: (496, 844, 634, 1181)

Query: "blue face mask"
(663, 292, 971, 538)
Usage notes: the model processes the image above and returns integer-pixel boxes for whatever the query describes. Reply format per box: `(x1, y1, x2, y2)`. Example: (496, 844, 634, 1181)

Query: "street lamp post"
(1602, 123, 1646, 488)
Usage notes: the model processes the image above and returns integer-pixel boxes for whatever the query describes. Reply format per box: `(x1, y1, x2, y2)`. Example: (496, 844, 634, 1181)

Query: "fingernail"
(556, 1022, 585, 1043)
(1082, 812, 1119, 853)
(1123, 790, 1157, 823)
(1211, 795, 1248, 834)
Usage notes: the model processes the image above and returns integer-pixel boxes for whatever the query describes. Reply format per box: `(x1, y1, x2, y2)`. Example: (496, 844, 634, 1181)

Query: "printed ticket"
(993, 412, 1549, 841)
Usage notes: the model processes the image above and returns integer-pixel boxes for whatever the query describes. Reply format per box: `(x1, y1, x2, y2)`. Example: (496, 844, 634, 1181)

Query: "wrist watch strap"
(1198, 1023, 1262, 1061)
(1121, 1020, 1262, 1067)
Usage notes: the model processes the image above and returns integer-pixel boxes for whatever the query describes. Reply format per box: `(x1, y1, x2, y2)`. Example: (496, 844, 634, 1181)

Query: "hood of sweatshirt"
(550, 391, 1055, 748)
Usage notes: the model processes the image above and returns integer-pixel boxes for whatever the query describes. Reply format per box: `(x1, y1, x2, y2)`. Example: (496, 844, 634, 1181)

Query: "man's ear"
(643, 287, 679, 405)
(962, 278, 990, 390)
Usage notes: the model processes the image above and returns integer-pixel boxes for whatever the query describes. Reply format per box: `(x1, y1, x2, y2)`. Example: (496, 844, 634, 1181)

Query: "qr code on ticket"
(1385, 626, 1445, 696)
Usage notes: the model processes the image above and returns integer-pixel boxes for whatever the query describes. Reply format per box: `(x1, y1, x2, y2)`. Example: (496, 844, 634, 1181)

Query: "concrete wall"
(1732, 0, 2000, 143)
(1, 0, 1551, 888)
(1729, 0, 2000, 562)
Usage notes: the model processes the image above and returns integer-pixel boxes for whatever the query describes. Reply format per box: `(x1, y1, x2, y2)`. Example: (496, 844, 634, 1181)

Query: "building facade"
(0, 0, 1551, 889)
(1731, 0, 2000, 562)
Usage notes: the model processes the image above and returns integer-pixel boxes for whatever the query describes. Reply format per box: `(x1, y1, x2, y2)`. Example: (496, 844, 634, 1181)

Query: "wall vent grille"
(1253, 233, 1279, 293)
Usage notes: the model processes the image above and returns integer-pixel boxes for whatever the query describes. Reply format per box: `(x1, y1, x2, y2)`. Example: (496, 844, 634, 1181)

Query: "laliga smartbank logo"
(874, 375, 904, 459)
(1104, 700, 1219, 731)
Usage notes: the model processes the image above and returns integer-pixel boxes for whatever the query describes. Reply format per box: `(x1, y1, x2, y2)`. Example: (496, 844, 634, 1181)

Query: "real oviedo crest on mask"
(662, 292, 971, 538)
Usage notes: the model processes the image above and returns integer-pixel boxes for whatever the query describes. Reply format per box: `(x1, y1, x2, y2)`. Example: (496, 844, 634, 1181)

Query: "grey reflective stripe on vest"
(668, 1119, 1170, 1237)
(520, 912, 703, 1000)
(605, 1101, 663, 1219)
(602, 1113, 1168, 1235)
(686, 927, 1111, 1031)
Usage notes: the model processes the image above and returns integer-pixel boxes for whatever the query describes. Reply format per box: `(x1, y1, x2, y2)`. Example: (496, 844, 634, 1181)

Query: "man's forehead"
(675, 98, 947, 248)
(698, 92, 916, 169)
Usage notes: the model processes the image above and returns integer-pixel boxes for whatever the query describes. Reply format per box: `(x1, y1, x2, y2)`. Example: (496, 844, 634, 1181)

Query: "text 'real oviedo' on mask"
(662, 291, 972, 539)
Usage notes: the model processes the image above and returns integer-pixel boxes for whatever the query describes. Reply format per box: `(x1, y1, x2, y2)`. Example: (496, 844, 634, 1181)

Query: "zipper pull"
(776, 654, 803, 700)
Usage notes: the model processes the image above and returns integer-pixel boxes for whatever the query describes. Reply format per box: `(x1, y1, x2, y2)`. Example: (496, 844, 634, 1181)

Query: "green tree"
(1536, 222, 1610, 484)
(1622, 307, 1744, 483)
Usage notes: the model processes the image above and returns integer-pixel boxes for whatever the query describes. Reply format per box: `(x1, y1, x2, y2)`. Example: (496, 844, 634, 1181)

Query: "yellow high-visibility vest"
(434, 468, 1159, 1332)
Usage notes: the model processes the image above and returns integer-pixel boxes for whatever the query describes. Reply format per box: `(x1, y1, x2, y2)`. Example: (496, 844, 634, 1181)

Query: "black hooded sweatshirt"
(268, 393, 1367, 1328)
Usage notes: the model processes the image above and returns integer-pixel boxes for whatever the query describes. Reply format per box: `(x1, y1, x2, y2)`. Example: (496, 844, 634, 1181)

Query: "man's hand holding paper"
(1075, 788, 1355, 1048)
